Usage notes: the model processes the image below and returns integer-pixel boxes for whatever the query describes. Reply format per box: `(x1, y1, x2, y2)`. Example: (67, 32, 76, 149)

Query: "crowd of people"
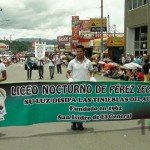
(1, 50, 150, 82)
(25, 53, 64, 80)
(90, 53, 150, 82)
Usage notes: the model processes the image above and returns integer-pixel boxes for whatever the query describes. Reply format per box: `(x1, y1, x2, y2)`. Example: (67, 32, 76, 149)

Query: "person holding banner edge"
(66, 45, 96, 130)
(0, 60, 7, 81)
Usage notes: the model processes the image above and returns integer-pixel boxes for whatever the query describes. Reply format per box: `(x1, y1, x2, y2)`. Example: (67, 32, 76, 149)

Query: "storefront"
(125, 0, 149, 56)
(107, 36, 124, 63)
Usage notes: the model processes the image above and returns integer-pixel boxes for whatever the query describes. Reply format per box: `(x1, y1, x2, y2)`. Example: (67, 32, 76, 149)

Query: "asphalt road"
(0, 63, 150, 150)
(3, 62, 118, 82)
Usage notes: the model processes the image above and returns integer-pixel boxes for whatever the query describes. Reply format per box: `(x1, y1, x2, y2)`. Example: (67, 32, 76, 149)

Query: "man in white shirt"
(0, 60, 7, 81)
(66, 45, 96, 130)
(48, 54, 55, 79)
(56, 54, 62, 74)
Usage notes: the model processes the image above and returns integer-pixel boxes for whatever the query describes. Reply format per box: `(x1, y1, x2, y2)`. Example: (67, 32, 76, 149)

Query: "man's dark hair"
(77, 45, 85, 50)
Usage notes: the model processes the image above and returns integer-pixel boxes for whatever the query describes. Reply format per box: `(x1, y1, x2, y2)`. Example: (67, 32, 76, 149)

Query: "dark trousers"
(27, 69, 32, 79)
(57, 64, 62, 73)
(38, 66, 44, 79)
(72, 122, 83, 127)
(49, 66, 55, 79)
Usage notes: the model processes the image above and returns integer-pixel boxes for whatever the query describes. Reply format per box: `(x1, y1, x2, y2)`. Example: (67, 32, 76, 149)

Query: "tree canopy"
(0, 40, 32, 54)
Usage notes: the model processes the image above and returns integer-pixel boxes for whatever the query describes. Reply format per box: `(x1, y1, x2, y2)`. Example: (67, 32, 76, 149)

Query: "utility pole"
(107, 15, 110, 37)
(114, 24, 116, 37)
(100, 0, 103, 60)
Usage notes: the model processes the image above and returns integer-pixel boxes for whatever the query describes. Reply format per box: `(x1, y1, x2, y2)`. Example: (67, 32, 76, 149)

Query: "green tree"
(0, 40, 32, 53)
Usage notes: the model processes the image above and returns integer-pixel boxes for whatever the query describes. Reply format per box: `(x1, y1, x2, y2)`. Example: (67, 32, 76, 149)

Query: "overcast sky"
(0, 0, 124, 40)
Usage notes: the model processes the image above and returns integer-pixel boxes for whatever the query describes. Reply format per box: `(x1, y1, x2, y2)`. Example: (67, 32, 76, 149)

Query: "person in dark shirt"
(25, 56, 33, 80)
(37, 59, 44, 79)
(142, 59, 150, 82)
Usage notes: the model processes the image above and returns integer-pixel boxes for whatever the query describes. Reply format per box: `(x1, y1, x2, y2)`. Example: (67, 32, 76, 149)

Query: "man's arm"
(90, 71, 95, 77)
(89, 61, 95, 77)
(89, 62, 96, 82)
(66, 70, 74, 82)
(0, 70, 7, 81)
(66, 60, 73, 79)
(66, 70, 72, 79)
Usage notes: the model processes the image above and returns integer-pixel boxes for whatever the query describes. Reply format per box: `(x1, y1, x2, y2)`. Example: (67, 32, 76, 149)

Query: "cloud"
(0, 0, 124, 39)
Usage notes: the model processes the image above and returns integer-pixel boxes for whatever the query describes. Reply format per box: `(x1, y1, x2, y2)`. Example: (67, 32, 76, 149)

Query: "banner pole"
(100, 0, 103, 60)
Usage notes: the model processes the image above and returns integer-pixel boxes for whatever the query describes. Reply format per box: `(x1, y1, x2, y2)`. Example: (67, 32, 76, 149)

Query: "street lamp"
(100, 0, 103, 60)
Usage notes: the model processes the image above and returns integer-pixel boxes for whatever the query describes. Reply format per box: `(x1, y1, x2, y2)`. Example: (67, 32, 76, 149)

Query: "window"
(138, 0, 142, 7)
(133, 0, 138, 9)
(141, 42, 147, 49)
(129, 0, 133, 10)
(135, 41, 140, 49)
(135, 28, 140, 41)
(128, 0, 148, 10)
(135, 51, 139, 57)
(134, 26, 147, 51)
(140, 26, 147, 41)
(143, 0, 148, 5)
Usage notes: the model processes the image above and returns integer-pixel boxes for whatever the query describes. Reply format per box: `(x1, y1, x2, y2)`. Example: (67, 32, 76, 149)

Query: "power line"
(0, 19, 9, 22)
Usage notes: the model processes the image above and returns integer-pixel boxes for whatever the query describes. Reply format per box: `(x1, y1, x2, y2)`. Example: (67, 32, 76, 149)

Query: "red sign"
(72, 16, 79, 41)
(57, 36, 70, 42)
(72, 30, 79, 39)
(72, 16, 79, 27)
(78, 20, 90, 31)
(0, 45, 9, 50)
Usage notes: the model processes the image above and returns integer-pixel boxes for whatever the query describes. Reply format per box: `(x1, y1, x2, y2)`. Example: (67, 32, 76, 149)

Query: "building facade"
(125, 0, 149, 56)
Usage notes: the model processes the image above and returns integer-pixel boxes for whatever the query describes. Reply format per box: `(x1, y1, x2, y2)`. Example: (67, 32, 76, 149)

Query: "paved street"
(4, 62, 117, 82)
(0, 63, 150, 150)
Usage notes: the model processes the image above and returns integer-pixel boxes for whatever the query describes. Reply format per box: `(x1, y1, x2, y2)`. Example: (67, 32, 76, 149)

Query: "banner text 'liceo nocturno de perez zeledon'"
(0, 81, 150, 127)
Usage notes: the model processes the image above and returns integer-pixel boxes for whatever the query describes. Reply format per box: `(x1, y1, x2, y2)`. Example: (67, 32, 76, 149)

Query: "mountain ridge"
(15, 38, 58, 45)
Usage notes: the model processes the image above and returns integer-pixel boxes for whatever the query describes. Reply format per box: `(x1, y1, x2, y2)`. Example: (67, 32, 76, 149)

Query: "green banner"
(0, 81, 150, 127)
